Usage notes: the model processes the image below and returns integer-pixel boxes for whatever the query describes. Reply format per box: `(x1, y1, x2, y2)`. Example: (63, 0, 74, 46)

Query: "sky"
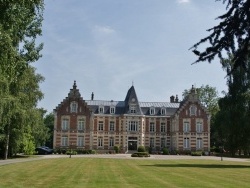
(35, 0, 228, 113)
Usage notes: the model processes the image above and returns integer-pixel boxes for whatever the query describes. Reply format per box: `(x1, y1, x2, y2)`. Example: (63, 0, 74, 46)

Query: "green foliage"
(162, 148, 169, 155)
(190, 0, 250, 71)
(182, 84, 219, 115)
(131, 152, 150, 157)
(0, 1, 44, 159)
(137, 145, 146, 152)
(114, 145, 120, 153)
(43, 112, 54, 148)
(66, 150, 77, 155)
(191, 151, 202, 156)
(214, 58, 250, 156)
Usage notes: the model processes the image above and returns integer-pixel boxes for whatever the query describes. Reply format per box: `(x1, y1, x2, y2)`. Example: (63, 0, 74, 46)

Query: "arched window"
(189, 105, 197, 116)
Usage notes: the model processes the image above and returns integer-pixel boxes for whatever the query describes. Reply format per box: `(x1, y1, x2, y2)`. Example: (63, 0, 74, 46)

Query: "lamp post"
(220, 145, 224, 161)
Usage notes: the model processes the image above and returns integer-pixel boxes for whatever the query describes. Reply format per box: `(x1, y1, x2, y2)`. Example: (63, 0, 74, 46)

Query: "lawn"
(0, 157, 250, 188)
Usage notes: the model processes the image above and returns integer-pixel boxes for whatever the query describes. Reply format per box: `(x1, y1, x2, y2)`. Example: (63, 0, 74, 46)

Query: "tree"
(190, 0, 250, 72)
(214, 57, 250, 156)
(0, 1, 44, 159)
(44, 112, 54, 148)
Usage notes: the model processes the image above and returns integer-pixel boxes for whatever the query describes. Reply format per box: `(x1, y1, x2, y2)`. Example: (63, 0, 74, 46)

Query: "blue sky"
(35, 0, 228, 113)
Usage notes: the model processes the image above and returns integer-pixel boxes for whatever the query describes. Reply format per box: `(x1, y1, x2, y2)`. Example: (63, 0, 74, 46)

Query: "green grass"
(0, 158, 250, 188)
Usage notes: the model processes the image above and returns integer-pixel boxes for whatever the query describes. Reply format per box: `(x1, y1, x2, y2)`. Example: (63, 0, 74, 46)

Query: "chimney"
(91, 92, 94, 100)
(175, 95, 179, 103)
(170, 95, 175, 103)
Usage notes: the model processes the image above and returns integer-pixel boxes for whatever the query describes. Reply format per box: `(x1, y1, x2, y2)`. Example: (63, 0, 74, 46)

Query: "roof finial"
(132, 80, 134, 86)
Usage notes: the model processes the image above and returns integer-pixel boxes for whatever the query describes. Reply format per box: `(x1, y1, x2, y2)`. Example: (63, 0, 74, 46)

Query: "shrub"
(162, 148, 169, 155)
(66, 150, 77, 155)
(191, 151, 202, 156)
(131, 152, 150, 157)
(114, 146, 120, 153)
(137, 146, 146, 152)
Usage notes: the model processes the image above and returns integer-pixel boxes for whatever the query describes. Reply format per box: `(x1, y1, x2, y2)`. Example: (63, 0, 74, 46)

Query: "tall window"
(98, 121, 104, 131)
(197, 138, 203, 149)
(196, 122, 203, 133)
(183, 122, 190, 133)
(77, 136, 84, 147)
(161, 138, 166, 148)
(62, 119, 69, 130)
(150, 122, 155, 132)
(61, 136, 68, 146)
(98, 137, 103, 147)
(150, 138, 155, 147)
(70, 101, 77, 113)
(150, 108, 155, 115)
(160, 123, 166, 132)
(78, 119, 84, 131)
(184, 138, 190, 149)
(109, 137, 114, 147)
(110, 107, 115, 114)
(128, 121, 138, 131)
(161, 108, 166, 115)
(109, 121, 115, 131)
(190, 105, 197, 116)
(130, 106, 136, 114)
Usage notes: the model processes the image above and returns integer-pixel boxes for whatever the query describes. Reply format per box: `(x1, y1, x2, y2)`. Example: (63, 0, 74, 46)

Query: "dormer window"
(190, 105, 197, 116)
(99, 106, 104, 114)
(150, 108, 155, 115)
(130, 106, 136, 114)
(110, 107, 115, 114)
(70, 101, 78, 113)
(161, 108, 166, 115)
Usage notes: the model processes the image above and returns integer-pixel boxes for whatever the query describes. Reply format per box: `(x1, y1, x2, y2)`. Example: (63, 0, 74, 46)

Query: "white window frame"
(160, 123, 166, 132)
(61, 136, 68, 146)
(161, 108, 166, 115)
(98, 137, 103, 147)
(161, 138, 166, 148)
(62, 119, 69, 130)
(110, 107, 115, 114)
(77, 136, 84, 147)
(78, 119, 85, 131)
(70, 101, 78, 113)
(109, 137, 114, 147)
(128, 121, 138, 131)
(150, 122, 155, 132)
(109, 121, 115, 131)
(196, 122, 203, 133)
(98, 121, 104, 131)
(184, 138, 190, 149)
(130, 106, 136, 114)
(99, 106, 104, 114)
(190, 105, 197, 116)
(150, 138, 155, 147)
(150, 108, 155, 115)
(183, 122, 190, 133)
(196, 138, 203, 149)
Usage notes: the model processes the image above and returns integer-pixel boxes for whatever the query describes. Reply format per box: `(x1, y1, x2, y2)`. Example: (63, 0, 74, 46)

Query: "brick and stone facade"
(53, 81, 210, 153)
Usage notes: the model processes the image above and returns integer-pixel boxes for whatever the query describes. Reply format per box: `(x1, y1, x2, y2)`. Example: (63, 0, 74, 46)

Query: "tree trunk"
(4, 124, 10, 160)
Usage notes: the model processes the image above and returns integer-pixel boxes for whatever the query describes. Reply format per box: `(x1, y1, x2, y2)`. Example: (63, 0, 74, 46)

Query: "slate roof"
(85, 100, 179, 116)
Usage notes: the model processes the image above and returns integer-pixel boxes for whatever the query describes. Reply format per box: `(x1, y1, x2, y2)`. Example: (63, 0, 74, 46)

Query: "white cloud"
(177, 0, 190, 4)
(93, 25, 115, 35)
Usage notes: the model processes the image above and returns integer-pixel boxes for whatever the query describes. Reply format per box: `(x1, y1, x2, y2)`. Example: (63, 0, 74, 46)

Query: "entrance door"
(128, 141, 137, 150)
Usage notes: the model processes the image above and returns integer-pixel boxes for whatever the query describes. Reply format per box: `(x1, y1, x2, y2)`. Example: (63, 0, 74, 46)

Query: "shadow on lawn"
(141, 163, 250, 169)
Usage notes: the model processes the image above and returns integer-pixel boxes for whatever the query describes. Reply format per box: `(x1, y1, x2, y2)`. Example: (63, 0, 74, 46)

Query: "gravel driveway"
(0, 154, 249, 166)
